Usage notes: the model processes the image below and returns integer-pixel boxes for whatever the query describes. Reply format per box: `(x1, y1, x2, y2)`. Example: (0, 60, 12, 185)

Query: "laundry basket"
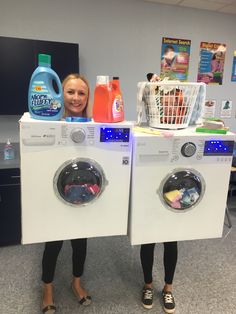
(137, 81, 204, 129)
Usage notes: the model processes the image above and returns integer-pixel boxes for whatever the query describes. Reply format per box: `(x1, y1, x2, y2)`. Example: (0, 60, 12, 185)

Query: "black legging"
(140, 242, 178, 285)
(42, 238, 87, 284)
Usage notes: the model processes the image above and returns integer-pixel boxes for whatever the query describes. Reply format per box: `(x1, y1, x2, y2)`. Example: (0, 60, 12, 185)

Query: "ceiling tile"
(145, 0, 181, 4)
(208, 0, 236, 4)
(218, 4, 236, 13)
(143, 0, 236, 15)
(180, 0, 225, 10)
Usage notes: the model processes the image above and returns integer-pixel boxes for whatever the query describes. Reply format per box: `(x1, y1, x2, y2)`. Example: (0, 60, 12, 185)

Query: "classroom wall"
(0, 0, 235, 129)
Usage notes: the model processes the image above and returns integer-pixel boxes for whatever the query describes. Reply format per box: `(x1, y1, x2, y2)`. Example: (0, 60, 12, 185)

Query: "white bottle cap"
(96, 75, 109, 85)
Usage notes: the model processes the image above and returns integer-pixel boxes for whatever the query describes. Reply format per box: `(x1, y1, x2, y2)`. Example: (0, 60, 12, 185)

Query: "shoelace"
(144, 289, 153, 300)
(163, 292, 174, 304)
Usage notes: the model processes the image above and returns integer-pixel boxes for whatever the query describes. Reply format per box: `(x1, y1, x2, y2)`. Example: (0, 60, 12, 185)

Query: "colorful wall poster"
(220, 100, 232, 118)
(203, 99, 216, 118)
(231, 51, 236, 82)
(197, 42, 226, 85)
(160, 37, 191, 81)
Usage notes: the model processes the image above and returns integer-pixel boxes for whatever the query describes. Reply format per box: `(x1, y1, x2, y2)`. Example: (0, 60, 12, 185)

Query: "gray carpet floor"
(0, 207, 236, 314)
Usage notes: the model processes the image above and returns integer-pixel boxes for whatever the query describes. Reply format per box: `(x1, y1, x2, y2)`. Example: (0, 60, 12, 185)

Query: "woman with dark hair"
(140, 74, 178, 314)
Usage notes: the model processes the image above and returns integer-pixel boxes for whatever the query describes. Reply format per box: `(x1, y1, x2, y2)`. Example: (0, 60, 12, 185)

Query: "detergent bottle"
(93, 75, 111, 122)
(28, 54, 64, 120)
(110, 77, 124, 122)
(93, 76, 124, 122)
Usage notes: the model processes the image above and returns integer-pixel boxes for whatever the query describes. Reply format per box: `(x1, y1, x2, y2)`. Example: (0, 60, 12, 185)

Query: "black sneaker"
(162, 290, 175, 313)
(142, 287, 153, 309)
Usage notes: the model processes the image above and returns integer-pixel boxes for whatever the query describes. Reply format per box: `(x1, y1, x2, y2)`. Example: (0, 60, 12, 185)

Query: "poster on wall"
(220, 100, 232, 118)
(160, 37, 191, 81)
(197, 42, 226, 85)
(203, 100, 216, 118)
(231, 51, 236, 82)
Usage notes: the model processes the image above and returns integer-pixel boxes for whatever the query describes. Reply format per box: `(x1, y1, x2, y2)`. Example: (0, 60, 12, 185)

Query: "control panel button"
(181, 142, 197, 157)
(70, 128, 86, 143)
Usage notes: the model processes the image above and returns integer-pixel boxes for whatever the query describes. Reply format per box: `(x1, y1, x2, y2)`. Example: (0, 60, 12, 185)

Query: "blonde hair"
(62, 73, 92, 118)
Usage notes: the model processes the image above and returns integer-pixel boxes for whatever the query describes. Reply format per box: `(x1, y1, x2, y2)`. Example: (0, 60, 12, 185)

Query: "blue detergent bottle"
(28, 54, 64, 120)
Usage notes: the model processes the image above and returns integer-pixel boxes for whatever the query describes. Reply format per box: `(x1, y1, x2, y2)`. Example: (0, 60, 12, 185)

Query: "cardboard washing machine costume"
(128, 80, 235, 245)
(20, 113, 133, 244)
(128, 126, 235, 245)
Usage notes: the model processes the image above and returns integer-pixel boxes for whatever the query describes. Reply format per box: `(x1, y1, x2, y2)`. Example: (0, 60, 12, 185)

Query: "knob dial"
(181, 142, 196, 157)
(70, 128, 86, 143)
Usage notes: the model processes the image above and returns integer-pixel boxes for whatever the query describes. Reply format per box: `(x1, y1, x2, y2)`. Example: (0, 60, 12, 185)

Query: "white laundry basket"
(137, 81, 205, 129)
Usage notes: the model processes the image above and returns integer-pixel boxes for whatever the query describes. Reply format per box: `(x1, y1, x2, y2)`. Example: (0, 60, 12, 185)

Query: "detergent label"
(30, 80, 62, 117)
(112, 95, 123, 118)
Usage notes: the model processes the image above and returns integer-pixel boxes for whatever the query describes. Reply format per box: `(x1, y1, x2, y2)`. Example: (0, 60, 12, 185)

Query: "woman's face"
(63, 78, 88, 116)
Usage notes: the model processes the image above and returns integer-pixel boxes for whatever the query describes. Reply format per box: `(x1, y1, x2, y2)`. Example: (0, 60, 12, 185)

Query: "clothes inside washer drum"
(64, 183, 100, 204)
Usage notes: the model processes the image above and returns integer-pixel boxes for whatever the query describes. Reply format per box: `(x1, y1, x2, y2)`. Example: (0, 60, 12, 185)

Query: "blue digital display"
(204, 140, 234, 156)
(100, 127, 130, 142)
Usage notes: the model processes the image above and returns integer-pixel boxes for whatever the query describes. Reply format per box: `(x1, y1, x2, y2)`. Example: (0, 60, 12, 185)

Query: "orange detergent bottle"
(93, 76, 111, 122)
(93, 76, 124, 122)
(110, 76, 124, 122)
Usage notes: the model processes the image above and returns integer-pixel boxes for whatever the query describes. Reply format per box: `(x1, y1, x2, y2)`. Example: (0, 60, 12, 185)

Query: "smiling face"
(63, 78, 89, 117)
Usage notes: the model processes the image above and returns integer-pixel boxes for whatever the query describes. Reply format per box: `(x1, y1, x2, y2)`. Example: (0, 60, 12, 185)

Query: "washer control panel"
(20, 113, 133, 152)
(171, 137, 234, 164)
(134, 130, 235, 166)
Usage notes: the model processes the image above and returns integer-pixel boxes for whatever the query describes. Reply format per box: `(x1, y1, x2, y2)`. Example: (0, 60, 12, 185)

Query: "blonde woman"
(41, 74, 92, 314)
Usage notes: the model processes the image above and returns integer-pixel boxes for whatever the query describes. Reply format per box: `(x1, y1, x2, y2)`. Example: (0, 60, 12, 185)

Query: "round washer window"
(159, 168, 205, 212)
(53, 158, 107, 206)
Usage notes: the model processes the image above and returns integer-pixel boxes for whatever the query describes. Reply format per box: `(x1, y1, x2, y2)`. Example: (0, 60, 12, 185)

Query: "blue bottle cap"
(65, 117, 92, 122)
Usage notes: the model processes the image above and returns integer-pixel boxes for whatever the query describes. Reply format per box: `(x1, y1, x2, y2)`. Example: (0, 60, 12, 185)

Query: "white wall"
(0, 0, 235, 129)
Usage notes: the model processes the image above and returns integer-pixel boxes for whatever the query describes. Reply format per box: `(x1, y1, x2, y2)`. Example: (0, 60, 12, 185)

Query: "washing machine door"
(159, 168, 206, 212)
(53, 158, 108, 206)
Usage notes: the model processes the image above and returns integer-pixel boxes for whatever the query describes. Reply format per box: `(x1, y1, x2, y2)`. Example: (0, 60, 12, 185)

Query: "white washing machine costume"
(20, 113, 133, 244)
(129, 127, 236, 245)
